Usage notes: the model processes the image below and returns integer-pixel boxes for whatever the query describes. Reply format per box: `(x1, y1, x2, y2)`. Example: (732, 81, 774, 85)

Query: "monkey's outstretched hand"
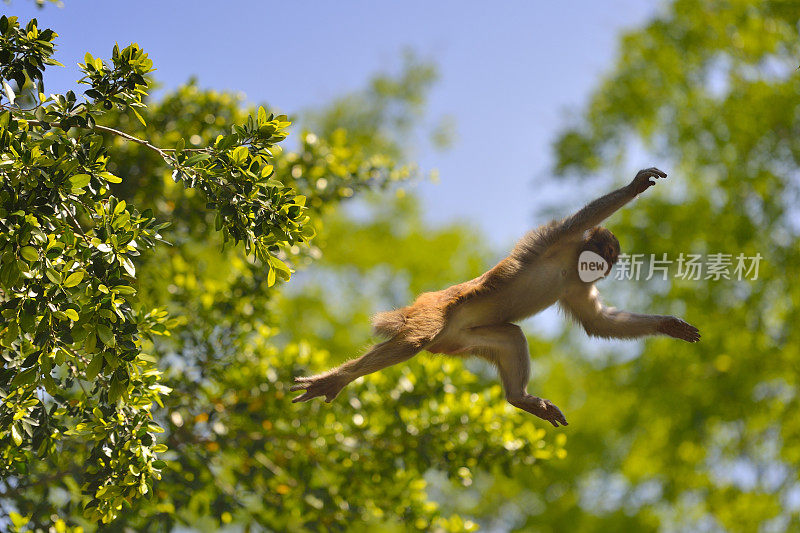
(629, 167, 667, 195)
(657, 316, 701, 342)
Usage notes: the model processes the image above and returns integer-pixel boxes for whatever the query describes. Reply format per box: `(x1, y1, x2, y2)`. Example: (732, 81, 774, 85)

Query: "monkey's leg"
(466, 324, 567, 427)
(291, 337, 420, 403)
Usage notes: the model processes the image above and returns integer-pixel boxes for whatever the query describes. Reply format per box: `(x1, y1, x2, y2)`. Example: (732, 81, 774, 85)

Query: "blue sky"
(5, 0, 658, 246)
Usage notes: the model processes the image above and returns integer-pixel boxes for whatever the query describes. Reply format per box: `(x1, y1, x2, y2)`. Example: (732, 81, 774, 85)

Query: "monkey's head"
(581, 226, 620, 278)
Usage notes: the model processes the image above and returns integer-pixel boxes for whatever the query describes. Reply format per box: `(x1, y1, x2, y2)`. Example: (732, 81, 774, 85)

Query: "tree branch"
(26, 119, 173, 159)
(94, 124, 172, 158)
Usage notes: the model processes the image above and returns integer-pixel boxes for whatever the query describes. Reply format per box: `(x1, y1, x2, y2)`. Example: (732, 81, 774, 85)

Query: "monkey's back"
(371, 282, 474, 343)
(370, 220, 579, 349)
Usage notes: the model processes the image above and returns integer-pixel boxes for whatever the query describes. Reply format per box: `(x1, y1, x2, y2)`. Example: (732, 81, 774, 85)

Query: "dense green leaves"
(0, 16, 62, 100)
(0, 15, 314, 525)
(0, 14, 561, 532)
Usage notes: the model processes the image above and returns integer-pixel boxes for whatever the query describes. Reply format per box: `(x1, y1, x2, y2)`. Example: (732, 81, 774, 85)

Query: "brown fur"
(581, 226, 621, 274)
(372, 220, 580, 345)
(371, 284, 478, 347)
(370, 219, 566, 344)
(292, 167, 698, 428)
(371, 309, 407, 338)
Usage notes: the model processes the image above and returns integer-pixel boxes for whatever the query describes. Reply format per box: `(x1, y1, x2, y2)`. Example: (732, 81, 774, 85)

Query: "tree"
(482, 2, 800, 531)
(0, 13, 309, 525)
(1, 16, 563, 531)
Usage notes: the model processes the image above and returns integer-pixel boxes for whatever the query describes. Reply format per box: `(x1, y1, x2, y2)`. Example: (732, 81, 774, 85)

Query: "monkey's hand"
(657, 316, 701, 342)
(629, 167, 667, 196)
(290, 373, 348, 403)
(510, 395, 568, 427)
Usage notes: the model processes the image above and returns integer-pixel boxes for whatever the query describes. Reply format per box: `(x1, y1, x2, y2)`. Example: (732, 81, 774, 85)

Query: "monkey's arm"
(560, 167, 667, 236)
(511, 168, 668, 263)
(559, 285, 700, 342)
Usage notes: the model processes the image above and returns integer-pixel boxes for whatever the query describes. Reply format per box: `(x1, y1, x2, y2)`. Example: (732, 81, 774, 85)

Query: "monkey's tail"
(371, 308, 408, 338)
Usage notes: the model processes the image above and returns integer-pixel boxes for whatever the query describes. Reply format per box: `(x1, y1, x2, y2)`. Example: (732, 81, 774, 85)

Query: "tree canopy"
(0, 14, 561, 531)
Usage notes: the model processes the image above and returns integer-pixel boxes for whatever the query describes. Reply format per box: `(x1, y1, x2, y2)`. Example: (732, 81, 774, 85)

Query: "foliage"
(513, 1, 800, 531)
(0, 15, 563, 532)
(0, 13, 315, 524)
(7, 2, 800, 531)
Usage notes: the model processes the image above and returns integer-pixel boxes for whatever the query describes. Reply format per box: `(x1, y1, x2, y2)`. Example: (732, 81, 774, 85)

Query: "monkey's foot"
(290, 374, 347, 403)
(657, 316, 701, 343)
(510, 395, 568, 427)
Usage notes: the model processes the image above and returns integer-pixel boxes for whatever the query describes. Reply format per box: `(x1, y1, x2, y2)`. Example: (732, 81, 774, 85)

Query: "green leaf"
(2, 320, 18, 347)
(98, 171, 122, 183)
(85, 352, 103, 381)
(9, 512, 28, 529)
(185, 152, 211, 165)
(69, 173, 91, 189)
(85, 332, 97, 353)
(11, 366, 37, 387)
(43, 373, 59, 396)
(230, 145, 248, 165)
(109, 373, 124, 402)
(300, 224, 316, 238)
(130, 107, 146, 127)
(121, 257, 135, 277)
(11, 424, 23, 446)
(20, 246, 38, 262)
(269, 255, 293, 281)
(63, 271, 85, 287)
(216, 133, 239, 151)
(112, 285, 135, 295)
(260, 164, 274, 178)
(19, 309, 35, 333)
(97, 324, 114, 345)
(64, 308, 79, 321)
(45, 268, 61, 284)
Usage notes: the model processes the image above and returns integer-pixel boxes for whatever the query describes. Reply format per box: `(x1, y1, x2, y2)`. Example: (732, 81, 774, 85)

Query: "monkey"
(291, 167, 700, 427)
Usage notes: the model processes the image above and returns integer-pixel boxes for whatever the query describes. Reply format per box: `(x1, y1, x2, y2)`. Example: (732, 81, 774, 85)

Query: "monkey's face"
(581, 226, 620, 278)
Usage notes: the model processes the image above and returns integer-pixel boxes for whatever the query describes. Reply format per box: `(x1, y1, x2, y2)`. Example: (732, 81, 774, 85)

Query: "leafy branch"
(0, 14, 309, 523)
